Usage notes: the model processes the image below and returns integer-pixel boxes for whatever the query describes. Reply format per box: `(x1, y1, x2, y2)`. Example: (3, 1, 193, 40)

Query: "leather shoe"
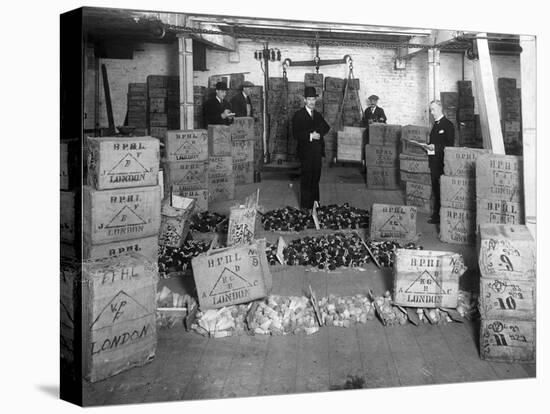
(427, 217, 440, 224)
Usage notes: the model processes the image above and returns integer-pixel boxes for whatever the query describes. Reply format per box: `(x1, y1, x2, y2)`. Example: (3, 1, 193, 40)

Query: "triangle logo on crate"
(379, 214, 408, 233)
(450, 187, 467, 204)
(451, 219, 468, 233)
(404, 270, 443, 294)
(209, 267, 253, 297)
(175, 141, 200, 156)
(108, 153, 149, 175)
(105, 206, 147, 229)
(90, 290, 150, 330)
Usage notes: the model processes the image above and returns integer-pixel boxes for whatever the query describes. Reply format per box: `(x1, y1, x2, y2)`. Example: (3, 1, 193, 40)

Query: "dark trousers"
(300, 153, 322, 209)
(430, 164, 443, 220)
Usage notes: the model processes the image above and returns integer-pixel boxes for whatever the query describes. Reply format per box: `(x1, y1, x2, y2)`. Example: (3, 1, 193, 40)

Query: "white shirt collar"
(216, 96, 222, 103)
(242, 91, 248, 98)
(306, 107, 314, 116)
(435, 114, 444, 122)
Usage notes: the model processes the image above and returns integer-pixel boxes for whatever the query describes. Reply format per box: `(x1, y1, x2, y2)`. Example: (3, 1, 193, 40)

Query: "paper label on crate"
(480, 319, 535, 362)
(439, 208, 476, 245)
(476, 199, 524, 226)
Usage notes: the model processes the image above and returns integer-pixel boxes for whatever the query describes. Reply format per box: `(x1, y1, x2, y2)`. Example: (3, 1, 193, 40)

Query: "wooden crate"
(61, 190, 76, 243)
(82, 254, 158, 382)
(165, 129, 208, 162)
(406, 194, 433, 214)
(149, 112, 167, 126)
(400, 170, 431, 186)
(368, 124, 400, 146)
(478, 224, 536, 280)
(439, 207, 476, 245)
(476, 154, 523, 203)
(365, 144, 399, 167)
(231, 139, 254, 164)
(366, 167, 400, 190)
(83, 185, 161, 245)
(401, 125, 430, 143)
(149, 127, 167, 140)
(440, 92, 458, 109)
(443, 147, 491, 178)
(325, 77, 345, 91)
(399, 153, 430, 174)
(233, 161, 254, 185)
(393, 249, 466, 308)
(83, 236, 159, 262)
(208, 156, 233, 180)
(164, 161, 208, 188)
(158, 202, 193, 248)
(148, 97, 166, 113)
(480, 319, 535, 363)
(60, 258, 79, 370)
(479, 278, 535, 320)
(86, 136, 160, 190)
(304, 73, 324, 87)
(230, 117, 255, 141)
(191, 239, 272, 310)
(208, 175, 235, 203)
(207, 125, 232, 156)
(370, 203, 417, 242)
(440, 175, 476, 210)
(170, 187, 208, 212)
(477, 198, 524, 227)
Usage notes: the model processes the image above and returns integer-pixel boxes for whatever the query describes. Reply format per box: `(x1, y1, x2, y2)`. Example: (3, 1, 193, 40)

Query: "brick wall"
(84, 39, 521, 131)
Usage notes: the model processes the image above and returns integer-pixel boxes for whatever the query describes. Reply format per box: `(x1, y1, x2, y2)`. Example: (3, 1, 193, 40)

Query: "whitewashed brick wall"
(84, 39, 521, 130)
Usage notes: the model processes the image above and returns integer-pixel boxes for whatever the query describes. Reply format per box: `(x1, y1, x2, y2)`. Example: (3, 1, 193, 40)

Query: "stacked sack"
(83, 135, 161, 263)
(399, 125, 432, 212)
(478, 224, 535, 363)
(439, 147, 490, 244)
(365, 123, 401, 189)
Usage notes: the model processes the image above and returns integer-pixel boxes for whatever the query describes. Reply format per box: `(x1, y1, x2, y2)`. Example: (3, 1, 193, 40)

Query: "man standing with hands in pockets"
(418, 100, 455, 224)
(292, 86, 331, 210)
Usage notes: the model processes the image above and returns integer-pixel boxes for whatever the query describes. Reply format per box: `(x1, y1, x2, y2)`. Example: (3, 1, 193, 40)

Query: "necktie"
(246, 96, 251, 116)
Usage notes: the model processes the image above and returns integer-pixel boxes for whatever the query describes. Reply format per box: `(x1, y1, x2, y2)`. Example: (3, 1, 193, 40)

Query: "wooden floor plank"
(182, 336, 240, 400)
(521, 363, 536, 377)
(385, 324, 435, 386)
(412, 324, 469, 384)
(257, 335, 298, 396)
(327, 326, 364, 390)
(295, 328, 330, 393)
(220, 334, 270, 398)
(356, 322, 401, 388)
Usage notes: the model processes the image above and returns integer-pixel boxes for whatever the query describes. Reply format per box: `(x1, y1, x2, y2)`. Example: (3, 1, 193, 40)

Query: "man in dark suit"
(363, 94, 387, 125)
(203, 81, 234, 125)
(230, 81, 254, 117)
(425, 100, 455, 224)
(291, 86, 331, 210)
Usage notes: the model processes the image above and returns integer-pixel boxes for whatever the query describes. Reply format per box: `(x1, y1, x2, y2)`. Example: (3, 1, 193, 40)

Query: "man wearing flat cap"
(230, 80, 255, 117)
(363, 94, 387, 125)
(291, 86, 331, 210)
(203, 81, 234, 125)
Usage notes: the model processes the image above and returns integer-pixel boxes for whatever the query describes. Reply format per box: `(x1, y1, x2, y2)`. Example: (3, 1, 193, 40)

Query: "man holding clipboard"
(411, 100, 455, 224)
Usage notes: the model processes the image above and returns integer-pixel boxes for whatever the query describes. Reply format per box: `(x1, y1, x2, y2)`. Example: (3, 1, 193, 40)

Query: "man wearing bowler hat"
(291, 86, 331, 210)
(363, 94, 387, 125)
(230, 80, 255, 117)
(203, 81, 235, 125)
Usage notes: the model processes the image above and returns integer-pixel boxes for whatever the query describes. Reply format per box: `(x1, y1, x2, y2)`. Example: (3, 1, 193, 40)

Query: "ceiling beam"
(398, 29, 461, 60)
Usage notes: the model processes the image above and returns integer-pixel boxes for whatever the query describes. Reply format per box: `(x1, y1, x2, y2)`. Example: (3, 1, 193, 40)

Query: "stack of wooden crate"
(208, 125, 235, 203)
(249, 85, 264, 173)
(127, 83, 148, 136)
(475, 153, 524, 227)
(498, 77, 522, 155)
(439, 147, 489, 244)
(457, 81, 477, 147)
(165, 129, 209, 212)
(60, 139, 80, 259)
(322, 77, 345, 164)
(338, 126, 366, 163)
(193, 85, 207, 129)
(478, 224, 535, 363)
(83, 135, 161, 263)
(147, 75, 180, 142)
(267, 77, 289, 162)
(400, 125, 432, 213)
(231, 117, 256, 185)
(440, 91, 459, 143)
(365, 124, 401, 189)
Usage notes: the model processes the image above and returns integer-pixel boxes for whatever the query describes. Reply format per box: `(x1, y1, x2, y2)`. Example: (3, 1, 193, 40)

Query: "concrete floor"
(81, 165, 535, 406)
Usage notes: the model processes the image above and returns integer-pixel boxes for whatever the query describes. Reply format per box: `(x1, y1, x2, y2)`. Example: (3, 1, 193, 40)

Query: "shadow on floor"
(36, 384, 59, 399)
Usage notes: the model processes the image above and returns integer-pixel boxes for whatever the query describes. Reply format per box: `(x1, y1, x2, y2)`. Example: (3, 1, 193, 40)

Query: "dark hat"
(368, 94, 379, 101)
(215, 81, 228, 91)
(304, 86, 318, 98)
(241, 81, 254, 89)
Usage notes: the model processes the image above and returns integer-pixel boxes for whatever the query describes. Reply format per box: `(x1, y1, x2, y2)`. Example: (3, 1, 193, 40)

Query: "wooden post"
(520, 35, 536, 238)
(178, 35, 194, 130)
(472, 33, 505, 154)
